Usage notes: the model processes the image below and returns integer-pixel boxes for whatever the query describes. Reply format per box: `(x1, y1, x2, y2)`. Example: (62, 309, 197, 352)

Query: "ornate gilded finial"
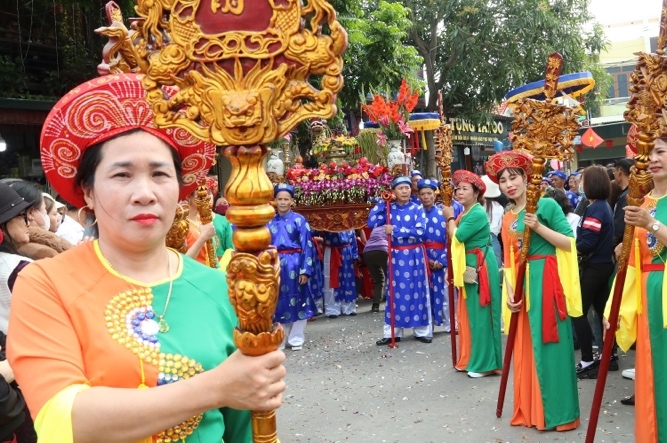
(435, 91, 454, 206)
(96, 0, 347, 146)
(497, 52, 581, 418)
(195, 181, 218, 269)
(166, 203, 190, 253)
(97, 2, 348, 441)
(586, 4, 667, 440)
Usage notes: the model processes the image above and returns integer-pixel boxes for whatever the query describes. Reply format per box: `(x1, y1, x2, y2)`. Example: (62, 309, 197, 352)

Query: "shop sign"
(446, 117, 508, 144)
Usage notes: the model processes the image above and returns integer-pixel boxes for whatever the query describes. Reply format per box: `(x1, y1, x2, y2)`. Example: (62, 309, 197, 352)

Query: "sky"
(590, 0, 663, 40)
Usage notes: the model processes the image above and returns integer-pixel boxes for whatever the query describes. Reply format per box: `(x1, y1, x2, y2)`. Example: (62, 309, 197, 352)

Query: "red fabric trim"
(527, 254, 567, 343)
(643, 263, 665, 272)
(314, 241, 324, 261)
(393, 243, 422, 250)
(278, 248, 302, 254)
(467, 247, 490, 306)
(423, 241, 446, 250)
(327, 243, 350, 289)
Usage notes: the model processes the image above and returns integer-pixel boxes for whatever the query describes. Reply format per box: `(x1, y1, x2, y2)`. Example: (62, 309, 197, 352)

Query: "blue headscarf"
(274, 183, 294, 197)
(547, 170, 567, 180)
(410, 169, 423, 178)
(417, 179, 438, 191)
(391, 176, 412, 189)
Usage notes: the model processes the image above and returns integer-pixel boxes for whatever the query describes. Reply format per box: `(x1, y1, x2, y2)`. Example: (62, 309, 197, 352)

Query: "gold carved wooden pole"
(496, 53, 581, 418)
(95, 2, 347, 441)
(434, 90, 457, 366)
(585, 3, 667, 440)
(195, 181, 218, 269)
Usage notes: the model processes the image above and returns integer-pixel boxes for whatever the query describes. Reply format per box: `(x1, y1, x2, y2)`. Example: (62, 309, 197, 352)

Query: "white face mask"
(40, 210, 51, 231)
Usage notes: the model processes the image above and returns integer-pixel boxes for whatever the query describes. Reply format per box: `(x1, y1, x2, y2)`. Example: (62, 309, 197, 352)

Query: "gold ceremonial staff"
(434, 90, 457, 366)
(96, 2, 347, 441)
(585, 1, 667, 440)
(195, 181, 218, 269)
(495, 52, 580, 417)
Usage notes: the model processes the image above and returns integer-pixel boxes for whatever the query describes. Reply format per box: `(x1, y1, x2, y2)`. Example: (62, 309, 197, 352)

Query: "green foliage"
(2, 0, 135, 99)
(401, 0, 609, 118)
(356, 130, 388, 166)
(0, 56, 27, 96)
(335, 1, 424, 110)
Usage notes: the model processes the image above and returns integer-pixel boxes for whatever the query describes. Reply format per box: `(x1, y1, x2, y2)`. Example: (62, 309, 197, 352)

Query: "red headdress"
(452, 170, 486, 196)
(484, 151, 534, 184)
(40, 73, 216, 207)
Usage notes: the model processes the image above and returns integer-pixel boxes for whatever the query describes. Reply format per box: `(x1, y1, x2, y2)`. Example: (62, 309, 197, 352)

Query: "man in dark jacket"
(612, 158, 633, 246)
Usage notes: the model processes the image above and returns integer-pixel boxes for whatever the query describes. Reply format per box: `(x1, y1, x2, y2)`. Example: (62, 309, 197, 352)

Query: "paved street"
(277, 299, 636, 443)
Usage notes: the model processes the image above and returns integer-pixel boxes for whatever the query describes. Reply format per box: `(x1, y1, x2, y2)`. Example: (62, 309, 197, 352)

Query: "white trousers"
(383, 279, 433, 338)
(281, 319, 307, 347)
(383, 323, 433, 339)
(323, 247, 356, 316)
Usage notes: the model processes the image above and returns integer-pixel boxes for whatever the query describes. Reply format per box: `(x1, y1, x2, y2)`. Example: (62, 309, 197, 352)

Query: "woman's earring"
(78, 206, 97, 227)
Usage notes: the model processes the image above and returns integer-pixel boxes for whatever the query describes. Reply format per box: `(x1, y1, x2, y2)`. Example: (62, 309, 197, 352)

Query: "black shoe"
(346, 312, 357, 316)
(621, 394, 635, 406)
(371, 303, 380, 313)
(376, 337, 401, 346)
(415, 336, 432, 344)
(609, 355, 619, 371)
(327, 314, 338, 319)
(576, 360, 599, 379)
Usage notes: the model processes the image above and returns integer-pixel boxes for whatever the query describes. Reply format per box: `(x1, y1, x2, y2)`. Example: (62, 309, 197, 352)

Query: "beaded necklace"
(99, 247, 174, 334)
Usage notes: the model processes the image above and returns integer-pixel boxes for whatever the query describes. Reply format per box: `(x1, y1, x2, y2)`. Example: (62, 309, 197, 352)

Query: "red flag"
(582, 127, 603, 149)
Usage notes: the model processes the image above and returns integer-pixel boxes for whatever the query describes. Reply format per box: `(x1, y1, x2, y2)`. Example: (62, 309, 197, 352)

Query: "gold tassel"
(421, 130, 428, 150)
(137, 359, 153, 443)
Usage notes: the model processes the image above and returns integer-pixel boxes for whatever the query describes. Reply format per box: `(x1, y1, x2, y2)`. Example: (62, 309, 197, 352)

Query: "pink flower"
(377, 132, 388, 147)
(398, 119, 414, 135)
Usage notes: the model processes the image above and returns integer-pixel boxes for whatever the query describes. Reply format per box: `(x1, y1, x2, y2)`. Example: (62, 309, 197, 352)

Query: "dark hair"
(1, 180, 42, 211)
(583, 165, 612, 200)
(75, 129, 184, 193)
(543, 187, 573, 215)
(614, 158, 633, 176)
(473, 184, 484, 204)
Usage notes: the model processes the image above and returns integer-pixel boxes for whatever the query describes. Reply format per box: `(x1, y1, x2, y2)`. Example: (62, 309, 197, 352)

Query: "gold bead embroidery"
(106, 288, 204, 441)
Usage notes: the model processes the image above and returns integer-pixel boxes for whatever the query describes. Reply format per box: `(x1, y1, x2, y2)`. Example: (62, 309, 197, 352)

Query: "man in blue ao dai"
(410, 169, 423, 205)
(318, 230, 359, 317)
(268, 184, 318, 351)
(368, 176, 433, 345)
(418, 178, 453, 333)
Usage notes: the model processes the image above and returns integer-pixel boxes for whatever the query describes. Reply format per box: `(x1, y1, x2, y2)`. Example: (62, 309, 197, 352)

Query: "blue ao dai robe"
(268, 211, 318, 323)
(367, 201, 430, 328)
(320, 230, 358, 303)
(308, 231, 324, 310)
(423, 205, 448, 326)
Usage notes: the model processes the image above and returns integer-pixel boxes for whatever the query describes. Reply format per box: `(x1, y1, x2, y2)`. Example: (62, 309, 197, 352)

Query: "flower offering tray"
(294, 204, 371, 232)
